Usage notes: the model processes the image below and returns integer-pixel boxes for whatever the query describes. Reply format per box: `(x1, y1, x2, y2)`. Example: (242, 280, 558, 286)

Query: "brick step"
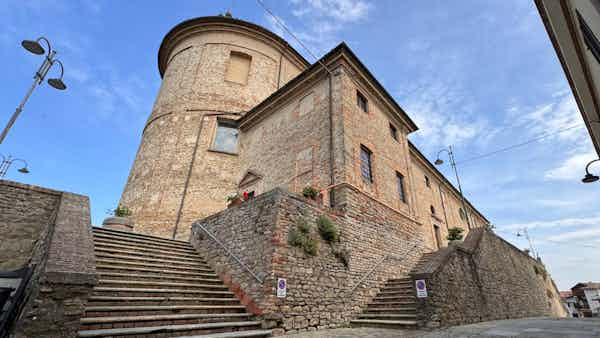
(96, 263, 218, 278)
(93, 238, 197, 256)
(93, 287, 234, 298)
(350, 319, 417, 329)
(97, 280, 229, 291)
(368, 301, 417, 308)
(95, 252, 210, 269)
(178, 330, 273, 338)
(95, 258, 214, 273)
(93, 227, 190, 246)
(93, 240, 200, 259)
(80, 313, 252, 329)
(84, 305, 247, 317)
(97, 272, 222, 284)
(358, 313, 417, 319)
(77, 322, 265, 338)
(94, 246, 205, 264)
(93, 232, 192, 251)
(87, 296, 241, 307)
(365, 307, 416, 313)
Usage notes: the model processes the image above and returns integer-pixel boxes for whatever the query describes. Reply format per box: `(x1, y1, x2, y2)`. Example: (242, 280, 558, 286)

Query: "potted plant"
(227, 193, 243, 208)
(446, 226, 464, 244)
(102, 205, 134, 232)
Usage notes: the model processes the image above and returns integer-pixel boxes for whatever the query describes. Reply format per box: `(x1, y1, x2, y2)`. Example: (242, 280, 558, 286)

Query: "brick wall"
(0, 180, 97, 338)
(191, 187, 429, 334)
(411, 228, 567, 328)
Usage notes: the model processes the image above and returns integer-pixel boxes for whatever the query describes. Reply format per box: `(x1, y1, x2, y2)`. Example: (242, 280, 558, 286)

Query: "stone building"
(120, 15, 489, 246)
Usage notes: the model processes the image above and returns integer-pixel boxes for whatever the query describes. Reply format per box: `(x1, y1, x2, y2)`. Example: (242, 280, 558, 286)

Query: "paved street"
(284, 318, 600, 337)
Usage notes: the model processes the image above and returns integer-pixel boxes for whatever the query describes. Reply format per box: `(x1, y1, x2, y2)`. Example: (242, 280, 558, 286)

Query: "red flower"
(243, 191, 249, 200)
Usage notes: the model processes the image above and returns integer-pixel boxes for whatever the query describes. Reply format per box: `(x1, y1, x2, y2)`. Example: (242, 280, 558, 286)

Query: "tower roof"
(158, 16, 310, 77)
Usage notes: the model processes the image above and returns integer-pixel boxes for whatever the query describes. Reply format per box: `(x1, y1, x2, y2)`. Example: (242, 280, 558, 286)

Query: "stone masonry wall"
(411, 228, 567, 328)
(191, 187, 429, 335)
(0, 180, 97, 338)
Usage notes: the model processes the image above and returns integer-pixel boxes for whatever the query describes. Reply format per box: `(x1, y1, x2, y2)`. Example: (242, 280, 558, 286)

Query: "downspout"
(328, 71, 335, 207)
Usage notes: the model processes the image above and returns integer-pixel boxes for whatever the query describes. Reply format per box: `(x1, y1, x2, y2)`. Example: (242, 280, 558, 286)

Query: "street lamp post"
(435, 145, 472, 229)
(582, 159, 600, 183)
(0, 154, 29, 178)
(0, 37, 67, 145)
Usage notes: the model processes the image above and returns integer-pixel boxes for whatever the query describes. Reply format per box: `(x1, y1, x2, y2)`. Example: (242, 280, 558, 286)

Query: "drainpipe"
(328, 72, 336, 207)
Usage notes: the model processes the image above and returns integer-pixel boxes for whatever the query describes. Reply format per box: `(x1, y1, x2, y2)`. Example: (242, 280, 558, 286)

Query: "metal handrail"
(347, 243, 421, 295)
(193, 222, 264, 284)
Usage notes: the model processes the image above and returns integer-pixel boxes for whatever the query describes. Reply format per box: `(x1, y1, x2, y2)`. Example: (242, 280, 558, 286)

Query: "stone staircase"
(77, 227, 271, 338)
(350, 252, 438, 329)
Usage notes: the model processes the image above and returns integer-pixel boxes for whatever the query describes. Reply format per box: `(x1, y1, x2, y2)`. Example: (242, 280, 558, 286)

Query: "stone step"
(77, 321, 265, 338)
(382, 286, 414, 292)
(368, 301, 417, 308)
(350, 319, 418, 329)
(93, 232, 192, 251)
(87, 296, 241, 307)
(386, 278, 412, 283)
(80, 313, 252, 329)
(377, 290, 414, 296)
(97, 279, 229, 290)
(93, 238, 197, 256)
(95, 252, 211, 269)
(94, 240, 200, 259)
(93, 287, 234, 298)
(96, 272, 222, 284)
(93, 227, 190, 246)
(358, 313, 417, 319)
(95, 258, 214, 273)
(178, 330, 273, 338)
(365, 307, 416, 313)
(372, 295, 415, 302)
(94, 246, 205, 264)
(95, 263, 218, 278)
(84, 305, 247, 317)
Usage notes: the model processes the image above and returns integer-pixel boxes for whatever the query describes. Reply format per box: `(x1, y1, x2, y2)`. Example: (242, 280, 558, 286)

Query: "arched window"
(430, 205, 435, 215)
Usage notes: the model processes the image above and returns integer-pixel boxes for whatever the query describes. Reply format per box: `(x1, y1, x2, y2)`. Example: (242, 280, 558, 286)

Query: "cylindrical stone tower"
(119, 16, 309, 239)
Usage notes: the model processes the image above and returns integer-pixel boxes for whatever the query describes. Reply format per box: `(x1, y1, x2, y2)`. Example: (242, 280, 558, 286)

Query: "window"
(459, 208, 467, 221)
(360, 145, 373, 182)
(212, 123, 239, 153)
(225, 51, 251, 84)
(389, 123, 398, 141)
(357, 90, 368, 113)
(396, 172, 406, 203)
(430, 205, 436, 215)
(299, 92, 314, 116)
(578, 11, 600, 64)
(425, 175, 431, 188)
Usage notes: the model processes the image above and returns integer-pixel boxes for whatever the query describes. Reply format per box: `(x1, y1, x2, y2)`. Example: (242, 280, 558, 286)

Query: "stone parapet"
(191, 186, 428, 335)
(410, 228, 567, 328)
(0, 180, 97, 338)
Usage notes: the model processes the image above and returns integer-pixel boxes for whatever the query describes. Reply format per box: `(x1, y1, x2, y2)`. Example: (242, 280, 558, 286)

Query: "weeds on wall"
(317, 215, 339, 242)
(534, 265, 548, 280)
(112, 205, 132, 217)
(302, 186, 320, 200)
(288, 219, 319, 256)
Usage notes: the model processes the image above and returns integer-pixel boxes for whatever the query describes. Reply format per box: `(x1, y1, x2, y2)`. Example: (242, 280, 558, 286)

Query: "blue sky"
(1, 0, 598, 290)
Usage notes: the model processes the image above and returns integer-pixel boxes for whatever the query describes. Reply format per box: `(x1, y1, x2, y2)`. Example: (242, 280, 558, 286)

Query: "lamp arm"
(436, 148, 450, 159)
(11, 158, 28, 167)
(36, 37, 52, 55)
(585, 159, 600, 174)
(51, 59, 65, 78)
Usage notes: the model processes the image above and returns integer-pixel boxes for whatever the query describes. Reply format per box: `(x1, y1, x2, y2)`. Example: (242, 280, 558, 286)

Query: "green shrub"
(302, 186, 320, 199)
(317, 215, 339, 242)
(534, 265, 547, 280)
(288, 219, 319, 256)
(446, 227, 464, 241)
(113, 205, 132, 217)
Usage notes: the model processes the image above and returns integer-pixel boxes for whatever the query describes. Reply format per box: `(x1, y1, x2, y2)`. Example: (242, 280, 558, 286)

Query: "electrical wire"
(455, 123, 584, 165)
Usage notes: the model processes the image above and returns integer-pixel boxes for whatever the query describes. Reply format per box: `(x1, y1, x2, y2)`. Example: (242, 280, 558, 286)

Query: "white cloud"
(544, 150, 597, 181)
(500, 215, 600, 231)
(544, 226, 600, 242)
(290, 0, 373, 22)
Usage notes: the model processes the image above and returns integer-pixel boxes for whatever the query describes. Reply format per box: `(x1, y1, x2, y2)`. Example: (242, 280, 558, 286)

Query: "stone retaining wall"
(0, 180, 97, 338)
(410, 228, 567, 328)
(191, 186, 428, 335)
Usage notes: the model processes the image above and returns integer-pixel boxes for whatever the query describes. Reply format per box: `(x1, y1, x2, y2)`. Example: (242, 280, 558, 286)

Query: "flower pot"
(102, 216, 133, 232)
(227, 198, 243, 208)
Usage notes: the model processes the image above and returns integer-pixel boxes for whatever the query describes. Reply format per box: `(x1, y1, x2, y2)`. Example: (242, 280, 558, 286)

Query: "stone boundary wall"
(410, 228, 567, 328)
(191, 186, 428, 335)
(0, 180, 97, 338)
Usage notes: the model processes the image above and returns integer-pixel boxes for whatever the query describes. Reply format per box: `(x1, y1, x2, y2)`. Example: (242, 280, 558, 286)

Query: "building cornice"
(239, 42, 419, 133)
(158, 16, 310, 78)
(408, 141, 490, 224)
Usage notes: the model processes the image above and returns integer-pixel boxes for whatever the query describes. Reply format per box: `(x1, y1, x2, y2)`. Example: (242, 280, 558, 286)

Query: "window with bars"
(396, 172, 406, 203)
(360, 145, 373, 182)
(357, 90, 368, 113)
